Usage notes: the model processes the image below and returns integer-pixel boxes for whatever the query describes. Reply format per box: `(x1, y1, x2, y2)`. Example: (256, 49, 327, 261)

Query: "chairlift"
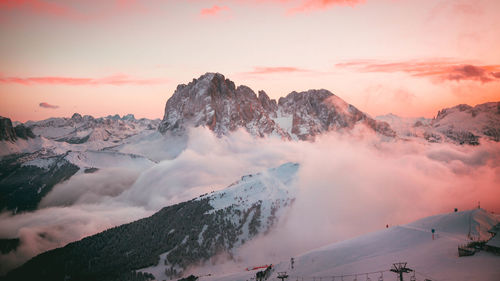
(410, 271, 416, 281)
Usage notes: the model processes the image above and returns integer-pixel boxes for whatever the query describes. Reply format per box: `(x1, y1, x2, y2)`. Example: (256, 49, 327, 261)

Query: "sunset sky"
(1, 0, 499, 122)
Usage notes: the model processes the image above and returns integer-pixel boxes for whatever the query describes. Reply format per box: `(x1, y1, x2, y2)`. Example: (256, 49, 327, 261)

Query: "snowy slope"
(138, 163, 299, 280)
(202, 209, 500, 281)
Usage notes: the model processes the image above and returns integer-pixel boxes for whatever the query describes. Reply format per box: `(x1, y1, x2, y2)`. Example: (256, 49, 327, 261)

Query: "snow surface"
(200, 209, 500, 281)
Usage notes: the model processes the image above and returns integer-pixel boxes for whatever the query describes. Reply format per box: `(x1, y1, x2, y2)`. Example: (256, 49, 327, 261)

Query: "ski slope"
(201, 209, 500, 281)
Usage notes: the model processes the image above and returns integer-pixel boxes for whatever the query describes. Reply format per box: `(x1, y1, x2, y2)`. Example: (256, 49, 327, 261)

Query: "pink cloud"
(0, 74, 168, 86)
(200, 5, 229, 16)
(0, 0, 83, 19)
(287, 0, 366, 14)
(0, 0, 147, 20)
(39, 102, 59, 109)
(243, 66, 310, 75)
(335, 59, 500, 83)
(195, 1, 366, 15)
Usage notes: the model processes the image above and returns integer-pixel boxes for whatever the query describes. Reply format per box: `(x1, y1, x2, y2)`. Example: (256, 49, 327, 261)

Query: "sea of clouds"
(1, 126, 499, 274)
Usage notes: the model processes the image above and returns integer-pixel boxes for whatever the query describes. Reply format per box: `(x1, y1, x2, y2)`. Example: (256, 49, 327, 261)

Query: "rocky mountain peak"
(158, 72, 283, 137)
(122, 114, 136, 121)
(0, 116, 36, 142)
(0, 117, 17, 142)
(276, 89, 395, 139)
(159, 73, 395, 139)
(71, 113, 83, 122)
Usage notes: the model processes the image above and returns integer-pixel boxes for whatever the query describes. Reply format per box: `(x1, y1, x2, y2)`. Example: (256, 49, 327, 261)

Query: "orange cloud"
(0, 74, 168, 86)
(336, 59, 500, 83)
(243, 66, 310, 75)
(200, 5, 229, 16)
(39, 102, 59, 109)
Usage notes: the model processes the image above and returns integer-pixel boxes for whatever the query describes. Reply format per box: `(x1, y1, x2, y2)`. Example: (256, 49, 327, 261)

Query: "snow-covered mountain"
(159, 73, 395, 140)
(2, 163, 300, 281)
(377, 102, 500, 145)
(204, 209, 500, 281)
(431, 102, 500, 144)
(0, 114, 161, 213)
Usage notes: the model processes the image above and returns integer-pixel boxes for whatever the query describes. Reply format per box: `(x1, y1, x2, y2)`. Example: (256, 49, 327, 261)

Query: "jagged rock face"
(0, 117, 36, 142)
(0, 117, 17, 142)
(13, 125, 35, 140)
(159, 73, 395, 140)
(159, 73, 285, 137)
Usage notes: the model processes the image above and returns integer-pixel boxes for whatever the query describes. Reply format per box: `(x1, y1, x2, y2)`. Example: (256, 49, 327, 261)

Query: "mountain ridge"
(158, 73, 395, 140)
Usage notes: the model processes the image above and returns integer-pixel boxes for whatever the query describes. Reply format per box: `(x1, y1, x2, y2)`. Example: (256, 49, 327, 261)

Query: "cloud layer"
(1, 126, 499, 275)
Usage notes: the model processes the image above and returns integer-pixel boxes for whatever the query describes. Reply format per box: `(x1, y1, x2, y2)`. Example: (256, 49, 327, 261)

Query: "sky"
(1, 0, 500, 122)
